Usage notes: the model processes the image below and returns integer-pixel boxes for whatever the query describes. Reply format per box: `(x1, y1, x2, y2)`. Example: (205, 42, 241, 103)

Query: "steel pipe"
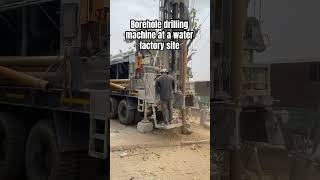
(0, 56, 62, 66)
(0, 66, 51, 90)
(110, 79, 130, 83)
(110, 82, 126, 90)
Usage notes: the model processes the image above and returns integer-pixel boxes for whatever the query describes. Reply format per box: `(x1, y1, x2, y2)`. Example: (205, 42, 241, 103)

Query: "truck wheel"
(25, 120, 78, 180)
(135, 111, 143, 124)
(78, 153, 106, 180)
(0, 113, 26, 180)
(118, 99, 135, 125)
(110, 97, 119, 119)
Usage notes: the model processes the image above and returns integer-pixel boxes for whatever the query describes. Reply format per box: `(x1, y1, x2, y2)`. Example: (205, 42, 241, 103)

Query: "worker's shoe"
(161, 122, 168, 126)
(181, 124, 192, 135)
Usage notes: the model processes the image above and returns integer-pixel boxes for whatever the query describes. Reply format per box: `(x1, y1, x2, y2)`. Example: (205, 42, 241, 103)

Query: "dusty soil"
(110, 117, 210, 149)
(111, 144, 210, 180)
(110, 116, 210, 180)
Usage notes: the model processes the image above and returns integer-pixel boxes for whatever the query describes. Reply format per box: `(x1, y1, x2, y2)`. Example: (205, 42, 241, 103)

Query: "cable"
(191, 10, 210, 46)
(0, 15, 17, 32)
(259, 0, 262, 22)
(253, 0, 256, 17)
(193, 27, 209, 45)
(37, 4, 61, 31)
(200, 12, 210, 26)
(192, 0, 195, 9)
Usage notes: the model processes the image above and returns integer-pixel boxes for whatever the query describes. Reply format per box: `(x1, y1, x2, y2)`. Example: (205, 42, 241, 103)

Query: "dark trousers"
(161, 99, 173, 124)
(81, 22, 99, 51)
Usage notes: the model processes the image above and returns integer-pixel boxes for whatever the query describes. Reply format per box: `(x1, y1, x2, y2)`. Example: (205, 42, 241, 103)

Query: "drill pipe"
(0, 66, 51, 90)
(110, 82, 126, 90)
(0, 72, 62, 82)
(110, 79, 130, 83)
(231, 0, 249, 98)
(0, 56, 62, 66)
(25, 72, 63, 80)
(3, 66, 54, 72)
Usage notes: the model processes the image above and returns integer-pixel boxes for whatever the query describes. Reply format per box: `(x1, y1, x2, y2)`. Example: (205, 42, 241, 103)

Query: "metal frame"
(0, 0, 110, 160)
(0, 85, 109, 115)
(0, 0, 54, 11)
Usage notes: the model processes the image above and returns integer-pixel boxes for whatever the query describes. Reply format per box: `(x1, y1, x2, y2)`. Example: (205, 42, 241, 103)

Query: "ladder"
(89, 90, 109, 159)
(137, 98, 144, 112)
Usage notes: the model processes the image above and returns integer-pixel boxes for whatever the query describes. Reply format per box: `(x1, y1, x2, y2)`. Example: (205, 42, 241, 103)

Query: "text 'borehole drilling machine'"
(110, 0, 197, 134)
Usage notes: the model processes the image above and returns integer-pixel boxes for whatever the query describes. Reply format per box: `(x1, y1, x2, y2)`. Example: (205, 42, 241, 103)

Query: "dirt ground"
(110, 116, 210, 180)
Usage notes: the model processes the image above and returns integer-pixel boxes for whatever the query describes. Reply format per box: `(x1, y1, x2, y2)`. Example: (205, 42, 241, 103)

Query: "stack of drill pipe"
(110, 79, 130, 91)
(111, 79, 129, 86)
(110, 79, 129, 83)
(110, 82, 126, 91)
(0, 56, 63, 89)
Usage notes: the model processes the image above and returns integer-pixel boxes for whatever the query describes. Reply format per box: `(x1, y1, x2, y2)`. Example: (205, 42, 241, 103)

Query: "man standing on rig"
(156, 69, 175, 125)
(135, 46, 144, 79)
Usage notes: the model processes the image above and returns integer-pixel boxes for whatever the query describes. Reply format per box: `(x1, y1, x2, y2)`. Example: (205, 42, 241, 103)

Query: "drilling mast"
(213, 0, 289, 179)
(159, 0, 191, 132)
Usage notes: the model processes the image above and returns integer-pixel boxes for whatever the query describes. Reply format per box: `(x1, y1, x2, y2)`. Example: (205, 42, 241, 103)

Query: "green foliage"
(190, 8, 200, 30)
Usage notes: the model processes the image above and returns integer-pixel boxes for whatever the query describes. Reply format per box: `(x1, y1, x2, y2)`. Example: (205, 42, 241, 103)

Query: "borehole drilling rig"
(212, 0, 291, 179)
(0, 0, 109, 179)
(110, 0, 197, 133)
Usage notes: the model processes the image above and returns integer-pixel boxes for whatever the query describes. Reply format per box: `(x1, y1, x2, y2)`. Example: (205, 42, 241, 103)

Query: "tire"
(0, 113, 26, 180)
(25, 120, 78, 180)
(118, 99, 135, 125)
(78, 153, 106, 180)
(134, 111, 143, 124)
(110, 97, 119, 119)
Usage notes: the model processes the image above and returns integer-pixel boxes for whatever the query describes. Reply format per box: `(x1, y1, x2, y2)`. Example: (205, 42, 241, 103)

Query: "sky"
(110, 0, 210, 81)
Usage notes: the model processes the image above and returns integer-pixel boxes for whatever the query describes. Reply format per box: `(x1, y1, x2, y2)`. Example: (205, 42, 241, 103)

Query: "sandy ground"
(110, 117, 210, 180)
(110, 117, 210, 149)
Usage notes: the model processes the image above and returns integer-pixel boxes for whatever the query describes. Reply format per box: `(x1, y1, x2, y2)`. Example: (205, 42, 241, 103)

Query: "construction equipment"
(0, 0, 109, 179)
(110, 0, 197, 133)
(212, 0, 292, 179)
(253, 0, 320, 165)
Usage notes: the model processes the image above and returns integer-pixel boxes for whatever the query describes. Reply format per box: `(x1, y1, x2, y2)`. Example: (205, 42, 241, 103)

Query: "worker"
(135, 47, 144, 79)
(155, 69, 175, 125)
(80, 0, 104, 56)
